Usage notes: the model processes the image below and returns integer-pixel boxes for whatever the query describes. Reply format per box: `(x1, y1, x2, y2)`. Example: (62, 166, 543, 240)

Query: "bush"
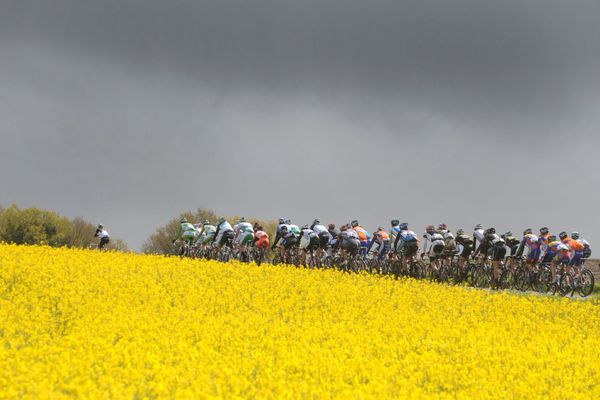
(0, 204, 128, 251)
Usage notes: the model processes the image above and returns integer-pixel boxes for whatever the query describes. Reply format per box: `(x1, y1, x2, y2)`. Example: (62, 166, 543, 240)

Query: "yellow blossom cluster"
(0, 244, 598, 399)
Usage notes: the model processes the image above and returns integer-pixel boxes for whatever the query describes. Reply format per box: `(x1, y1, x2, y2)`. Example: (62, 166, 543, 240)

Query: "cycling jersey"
(233, 222, 254, 245)
(311, 223, 328, 236)
(563, 238, 584, 266)
(299, 228, 319, 250)
(389, 225, 401, 247)
(175, 222, 197, 241)
(234, 222, 254, 235)
(427, 233, 445, 258)
(550, 241, 571, 264)
(199, 225, 217, 244)
(395, 230, 418, 254)
(473, 229, 485, 248)
(95, 228, 109, 239)
(455, 234, 473, 258)
(516, 234, 540, 261)
(504, 236, 520, 256)
(353, 226, 371, 246)
(367, 229, 390, 256)
(422, 232, 442, 255)
(213, 221, 234, 245)
(288, 224, 301, 236)
(254, 230, 270, 250)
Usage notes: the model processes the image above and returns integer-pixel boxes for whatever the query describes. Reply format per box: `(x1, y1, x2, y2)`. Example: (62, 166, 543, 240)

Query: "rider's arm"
(393, 234, 401, 251)
(211, 226, 221, 243)
(272, 230, 282, 247)
(515, 239, 525, 257)
(366, 236, 376, 253)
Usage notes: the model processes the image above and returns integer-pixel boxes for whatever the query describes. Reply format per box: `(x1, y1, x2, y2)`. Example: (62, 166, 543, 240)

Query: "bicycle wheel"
(578, 270, 595, 297)
(536, 268, 552, 293)
(559, 272, 574, 296)
(498, 268, 514, 290)
(514, 268, 530, 291)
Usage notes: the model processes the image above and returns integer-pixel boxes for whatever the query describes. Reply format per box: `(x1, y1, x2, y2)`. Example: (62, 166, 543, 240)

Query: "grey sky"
(1, 0, 599, 249)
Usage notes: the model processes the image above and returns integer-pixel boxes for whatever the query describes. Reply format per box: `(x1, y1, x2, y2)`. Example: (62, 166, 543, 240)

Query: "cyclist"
(198, 220, 217, 249)
(394, 223, 419, 272)
(233, 217, 255, 250)
(311, 219, 331, 254)
(212, 217, 234, 249)
(389, 220, 402, 250)
(299, 225, 319, 261)
(560, 231, 585, 274)
(172, 218, 197, 252)
(253, 225, 270, 253)
(548, 235, 571, 282)
(423, 226, 445, 270)
(486, 228, 506, 284)
(473, 224, 486, 258)
(350, 220, 371, 255)
(515, 228, 540, 268)
(501, 231, 521, 257)
(367, 227, 390, 260)
(572, 232, 591, 259)
(455, 229, 474, 268)
(94, 224, 110, 250)
(538, 227, 550, 261)
(272, 225, 298, 262)
(338, 224, 361, 257)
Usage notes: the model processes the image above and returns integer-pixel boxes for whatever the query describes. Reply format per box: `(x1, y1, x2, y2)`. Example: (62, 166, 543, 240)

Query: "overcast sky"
(1, 0, 599, 250)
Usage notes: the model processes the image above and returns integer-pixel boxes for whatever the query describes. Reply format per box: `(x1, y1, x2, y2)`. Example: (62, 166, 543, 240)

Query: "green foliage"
(0, 204, 128, 251)
(142, 208, 277, 254)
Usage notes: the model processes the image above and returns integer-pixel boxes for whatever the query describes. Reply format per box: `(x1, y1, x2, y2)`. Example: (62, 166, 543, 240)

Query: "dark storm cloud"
(1, 0, 599, 248)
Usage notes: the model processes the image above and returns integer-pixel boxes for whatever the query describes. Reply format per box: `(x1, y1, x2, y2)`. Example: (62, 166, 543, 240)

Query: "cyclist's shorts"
(318, 232, 330, 249)
(541, 253, 554, 265)
(403, 241, 418, 257)
(218, 231, 234, 246)
(202, 234, 215, 245)
(460, 246, 472, 259)
(256, 237, 270, 250)
(492, 245, 506, 261)
(431, 243, 445, 256)
(236, 231, 254, 245)
(526, 248, 541, 263)
(570, 252, 583, 266)
(300, 236, 319, 250)
(282, 237, 297, 250)
(183, 232, 197, 243)
(342, 239, 360, 256)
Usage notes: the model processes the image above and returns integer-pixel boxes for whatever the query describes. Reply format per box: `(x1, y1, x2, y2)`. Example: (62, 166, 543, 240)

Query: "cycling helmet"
(539, 227, 549, 235)
(438, 223, 447, 230)
(313, 219, 320, 225)
(504, 231, 513, 237)
(456, 229, 464, 236)
(278, 218, 285, 224)
(302, 224, 309, 230)
(426, 224, 435, 232)
(485, 227, 496, 235)
(559, 231, 568, 240)
(280, 225, 288, 231)
(203, 220, 210, 225)
(97, 224, 103, 229)
(391, 219, 400, 227)
(285, 219, 291, 224)
(239, 217, 246, 222)
(328, 223, 336, 230)
(474, 224, 483, 230)
(256, 225, 263, 231)
(180, 218, 188, 224)
(571, 232, 580, 239)
(399, 223, 408, 231)
(351, 220, 359, 227)
(218, 217, 225, 224)
(523, 228, 533, 235)
(548, 235, 557, 242)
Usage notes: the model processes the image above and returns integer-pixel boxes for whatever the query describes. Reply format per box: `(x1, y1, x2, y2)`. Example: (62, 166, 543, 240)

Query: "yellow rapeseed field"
(0, 244, 598, 399)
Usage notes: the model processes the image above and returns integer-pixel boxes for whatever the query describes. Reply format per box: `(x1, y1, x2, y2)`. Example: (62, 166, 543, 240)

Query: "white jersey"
(96, 229, 109, 239)
(312, 224, 328, 235)
(217, 221, 233, 232)
(234, 222, 253, 235)
(473, 229, 485, 244)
